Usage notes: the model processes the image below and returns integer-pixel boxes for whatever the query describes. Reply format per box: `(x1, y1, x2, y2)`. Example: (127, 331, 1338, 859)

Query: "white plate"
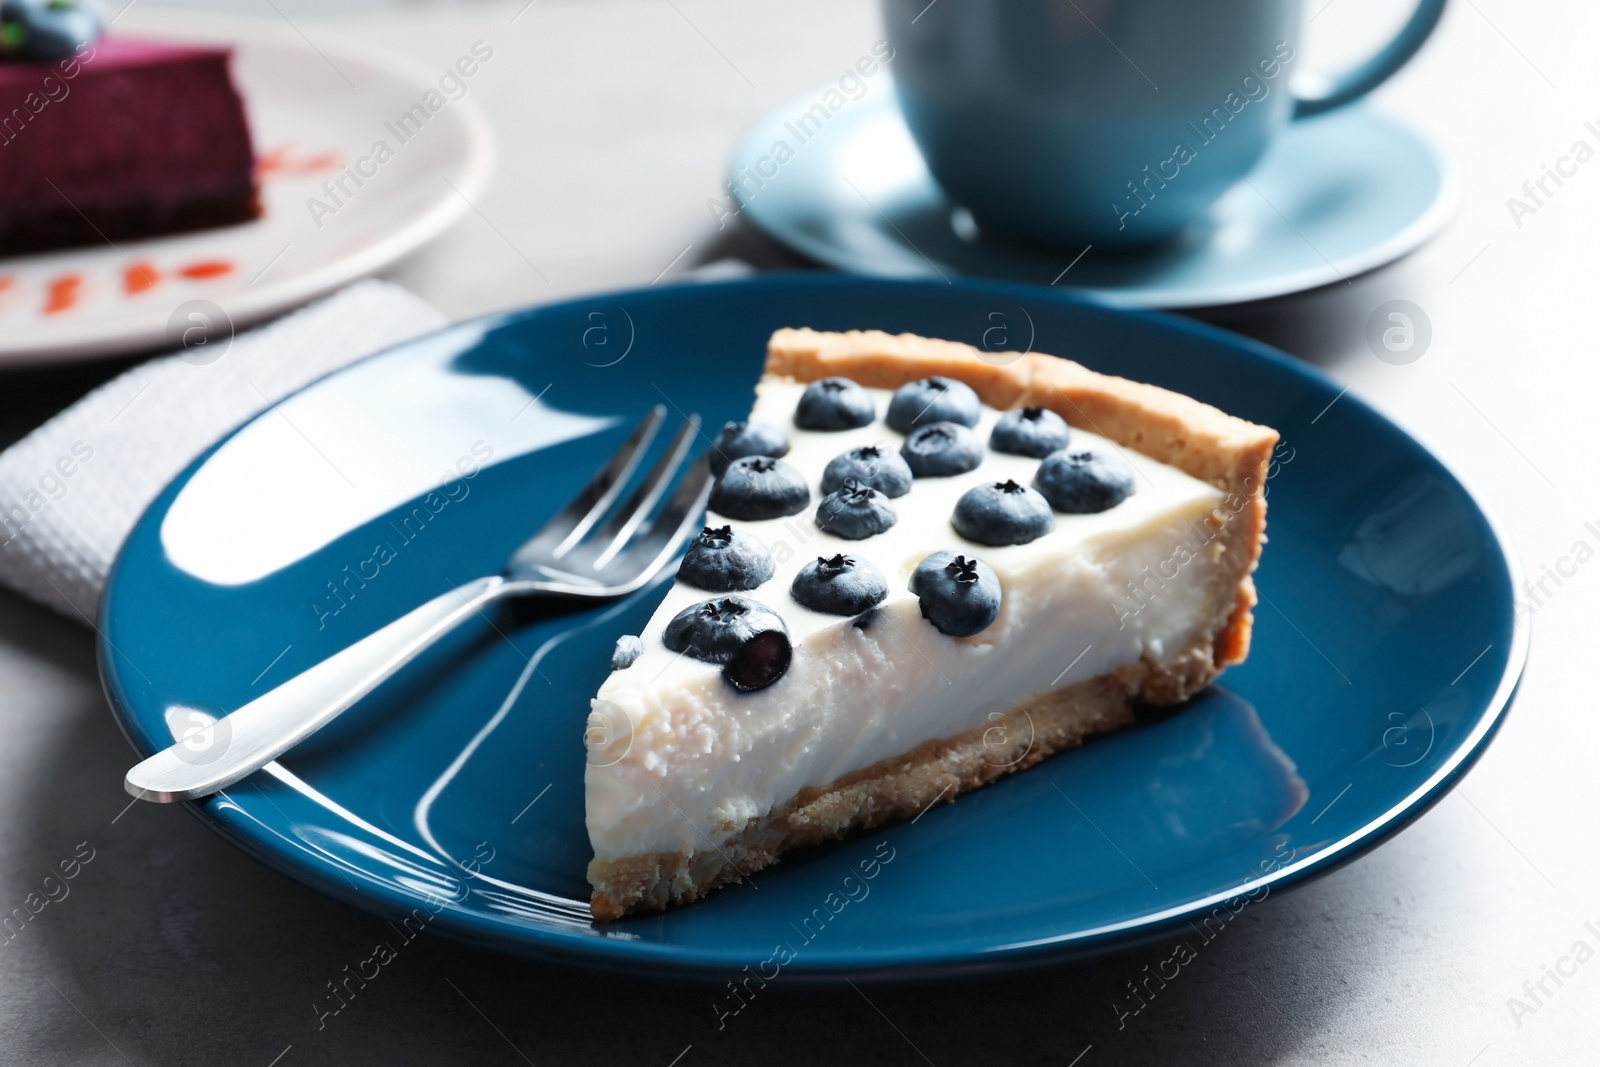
(0, 11, 493, 367)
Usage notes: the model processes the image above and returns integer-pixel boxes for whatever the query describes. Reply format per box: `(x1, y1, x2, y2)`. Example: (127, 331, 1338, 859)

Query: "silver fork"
(125, 406, 710, 803)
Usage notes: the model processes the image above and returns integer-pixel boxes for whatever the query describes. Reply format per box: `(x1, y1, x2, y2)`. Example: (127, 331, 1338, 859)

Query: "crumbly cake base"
(588, 636, 1223, 922)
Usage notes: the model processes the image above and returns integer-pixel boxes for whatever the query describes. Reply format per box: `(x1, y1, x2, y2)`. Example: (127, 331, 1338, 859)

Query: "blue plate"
(100, 275, 1524, 979)
(728, 75, 1458, 308)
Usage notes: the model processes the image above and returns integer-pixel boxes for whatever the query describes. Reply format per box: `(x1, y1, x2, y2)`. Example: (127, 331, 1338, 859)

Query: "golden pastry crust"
(587, 329, 1278, 921)
(589, 633, 1226, 922)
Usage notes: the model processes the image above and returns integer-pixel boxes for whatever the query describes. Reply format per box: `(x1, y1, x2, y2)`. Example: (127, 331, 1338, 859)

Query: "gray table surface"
(3, 0, 1597, 1063)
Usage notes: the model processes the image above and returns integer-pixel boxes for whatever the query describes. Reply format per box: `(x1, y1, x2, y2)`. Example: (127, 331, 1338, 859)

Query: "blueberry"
(790, 554, 889, 616)
(663, 596, 792, 693)
(0, 0, 102, 61)
(952, 479, 1054, 545)
(820, 444, 913, 498)
(990, 407, 1070, 458)
(795, 377, 876, 431)
(610, 635, 642, 670)
(722, 630, 793, 692)
(708, 420, 790, 477)
(886, 377, 982, 432)
(1034, 448, 1137, 513)
(677, 525, 774, 591)
(910, 552, 1002, 637)
(901, 421, 983, 477)
(815, 479, 898, 540)
(709, 456, 810, 520)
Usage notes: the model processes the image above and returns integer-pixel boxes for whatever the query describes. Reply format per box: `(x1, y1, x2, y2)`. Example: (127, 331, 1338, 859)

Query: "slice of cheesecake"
(585, 328, 1277, 920)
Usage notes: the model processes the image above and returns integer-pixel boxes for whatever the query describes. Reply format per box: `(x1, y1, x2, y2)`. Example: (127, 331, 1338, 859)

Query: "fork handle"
(124, 575, 507, 803)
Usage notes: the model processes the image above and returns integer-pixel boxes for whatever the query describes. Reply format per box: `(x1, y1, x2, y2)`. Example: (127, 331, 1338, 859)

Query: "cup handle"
(1292, 0, 1448, 118)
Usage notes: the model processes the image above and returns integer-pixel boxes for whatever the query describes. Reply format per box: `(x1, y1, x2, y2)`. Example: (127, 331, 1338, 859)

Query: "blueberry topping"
(709, 456, 811, 520)
(722, 630, 792, 692)
(886, 377, 982, 432)
(815, 479, 898, 540)
(795, 377, 876, 430)
(952, 479, 1054, 545)
(990, 407, 1070, 458)
(0, 0, 103, 61)
(610, 635, 643, 670)
(661, 597, 792, 691)
(677, 525, 775, 591)
(820, 444, 913, 498)
(910, 552, 1002, 637)
(1034, 448, 1137, 513)
(708, 420, 790, 477)
(901, 421, 983, 477)
(790, 554, 889, 616)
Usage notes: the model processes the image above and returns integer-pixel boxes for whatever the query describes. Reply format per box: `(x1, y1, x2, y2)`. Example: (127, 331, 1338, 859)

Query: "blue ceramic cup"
(883, 0, 1448, 247)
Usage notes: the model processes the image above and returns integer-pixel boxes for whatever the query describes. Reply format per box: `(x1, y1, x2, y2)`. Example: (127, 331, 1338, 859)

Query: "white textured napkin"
(0, 281, 448, 622)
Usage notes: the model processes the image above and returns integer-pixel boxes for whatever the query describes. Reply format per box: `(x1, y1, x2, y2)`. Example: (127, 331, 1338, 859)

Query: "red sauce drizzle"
(256, 145, 342, 177)
(124, 262, 161, 294)
(44, 275, 82, 315)
(179, 261, 234, 280)
(255, 146, 292, 175)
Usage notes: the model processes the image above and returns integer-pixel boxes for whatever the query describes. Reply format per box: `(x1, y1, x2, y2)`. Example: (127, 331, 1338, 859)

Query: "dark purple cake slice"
(0, 37, 259, 256)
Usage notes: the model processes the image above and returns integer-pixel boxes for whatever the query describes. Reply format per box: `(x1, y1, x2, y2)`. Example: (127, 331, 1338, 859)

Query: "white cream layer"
(586, 380, 1225, 862)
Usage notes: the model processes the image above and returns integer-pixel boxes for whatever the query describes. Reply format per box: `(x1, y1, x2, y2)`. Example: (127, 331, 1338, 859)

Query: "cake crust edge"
(588, 664, 1140, 922)
(588, 637, 1227, 922)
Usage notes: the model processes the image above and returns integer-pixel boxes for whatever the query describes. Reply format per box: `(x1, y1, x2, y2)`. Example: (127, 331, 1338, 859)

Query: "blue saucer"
(100, 275, 1522, 978)
(728, 77, 1458, 307)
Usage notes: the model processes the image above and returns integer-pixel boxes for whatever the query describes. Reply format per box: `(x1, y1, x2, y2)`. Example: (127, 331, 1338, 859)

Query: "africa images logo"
(305, 41, 495, 229)
(1111, 42, 1296, 231)
(705, 41, 894, 231)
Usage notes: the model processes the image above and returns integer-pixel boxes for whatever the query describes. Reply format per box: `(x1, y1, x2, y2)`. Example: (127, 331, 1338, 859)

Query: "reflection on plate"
(101, 275, 1524, 978)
